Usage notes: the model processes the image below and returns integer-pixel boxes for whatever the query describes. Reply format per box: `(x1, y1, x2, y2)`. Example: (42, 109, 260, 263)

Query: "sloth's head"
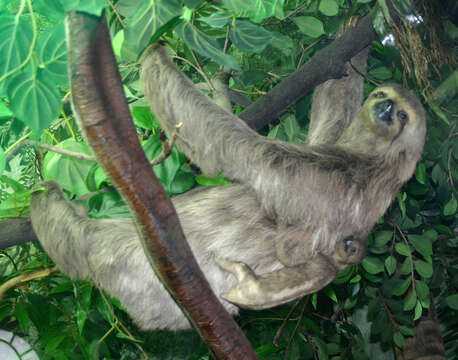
(363, 84, 426, 145)
(339, 84, 426, 181)
(331, 236, 366, 270)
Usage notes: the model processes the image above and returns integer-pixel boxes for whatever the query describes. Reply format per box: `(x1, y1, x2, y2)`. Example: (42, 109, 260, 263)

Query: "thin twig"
(0, 267, 58, 300)
(273, 298, 302, 346)
(151, 123, 183, 166)
(25, 140, 96, 161)
(108, 1, 126, 27)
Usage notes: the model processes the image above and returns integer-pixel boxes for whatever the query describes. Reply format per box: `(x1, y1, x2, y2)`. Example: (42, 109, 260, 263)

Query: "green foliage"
(0, 0, 456, 359)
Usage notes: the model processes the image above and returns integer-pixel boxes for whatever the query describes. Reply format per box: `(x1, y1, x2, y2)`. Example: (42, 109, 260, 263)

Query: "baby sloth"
(30, 46, 426, 330)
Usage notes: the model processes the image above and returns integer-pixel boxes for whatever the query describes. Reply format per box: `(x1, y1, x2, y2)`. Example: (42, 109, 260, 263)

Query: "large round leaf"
(229, 20, 273, 52)
(7, 71, 61, 135)
(0, 13, 33, 78)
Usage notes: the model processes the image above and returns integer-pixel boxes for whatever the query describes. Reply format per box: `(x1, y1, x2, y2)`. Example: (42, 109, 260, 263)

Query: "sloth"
(30, 45, 426, 330)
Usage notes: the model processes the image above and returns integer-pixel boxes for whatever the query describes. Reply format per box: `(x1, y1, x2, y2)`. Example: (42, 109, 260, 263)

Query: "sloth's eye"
(397, 110, 409, 123)
(343, 237, 356, 253)
(373, 91, 387, 99)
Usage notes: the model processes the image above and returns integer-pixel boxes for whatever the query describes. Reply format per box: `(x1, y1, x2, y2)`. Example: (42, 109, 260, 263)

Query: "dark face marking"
(373, 91, 387, 99)
(391, 109, 409, 143)
(373, 99, 394, 124)
(397, 110, 409, 126)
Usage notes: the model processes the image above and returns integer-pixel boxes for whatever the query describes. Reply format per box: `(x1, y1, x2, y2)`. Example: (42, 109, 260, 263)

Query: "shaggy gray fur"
(30, 45, 426, 330)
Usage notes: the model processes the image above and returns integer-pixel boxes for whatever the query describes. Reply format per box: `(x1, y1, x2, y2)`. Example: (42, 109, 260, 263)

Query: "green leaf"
(43, 139, 94, 196)
(199, 11, 232, 28)
(400, 256, 411, 275)
(416, 280, 429, 301)
(414, 260, 433, 278)
(292, 16, 325, 38)
(0, 147, 5, 175)
(324, 286, 337, 302)
(0, 0, 14, 11)
(45, 335, 66, 352)
(36, 24, 68, 85)
(112, 29, 124, 58)
(283, 114, 301, 143)
(230, 20, 273, 52)
(239, 70, 268, 86)
(196, 173, 230, 186)
(124, 0, 183, 56)
(319, 0, 339, 16)
(415, 162, 426, 184)
(132, 106, 156, 129)
(362, 257, 384, 274)
(34, 0, 66, 21)
(250, 0, 278, 23)
(395, 242, 410, 256)
(0, 13, 33, 79)
(374, 231, 393, 246)
(270, 31, 295, 56)
(7, 71, 61, 135)
(15, 302, 30, 333)
(385, 256, 397, 276)
(0, 100, 12, 117)
(443, 197, 457, 216)
(368, 66, 392, 80)
(409, 234, 432, 258)
(184, 0, 205, 8)
(414, 301, 422, 320)
(393, 331, 404, 348)
(66, 0, 108, 16)
(399, 325, 414, 337)
(223, 0, 277, 23)
(403, 290, 417, 311)
(223, 0, 255, 13)
(445, 294, 458, 310)
(149, 15, 183, 45)
(175, 21, 240, 69)
(392, 276, 411, 296)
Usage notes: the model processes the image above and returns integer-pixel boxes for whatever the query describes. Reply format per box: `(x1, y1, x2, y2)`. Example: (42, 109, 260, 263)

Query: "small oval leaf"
(362, 257, 385, 274)
(403, 290, 417, 311)
(319, 0, 339, 16)
(443, 198, 457, 216)
(292, 16, 325, 38)
(414, 260, 433, 278)
(385, 256, 397, 276)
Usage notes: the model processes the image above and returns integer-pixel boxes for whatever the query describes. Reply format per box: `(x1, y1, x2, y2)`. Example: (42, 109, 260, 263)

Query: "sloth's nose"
(374, 99, 394, 124)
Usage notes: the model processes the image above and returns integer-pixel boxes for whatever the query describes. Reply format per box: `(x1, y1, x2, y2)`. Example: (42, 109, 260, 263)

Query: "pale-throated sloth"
(29, 45, 426, 330)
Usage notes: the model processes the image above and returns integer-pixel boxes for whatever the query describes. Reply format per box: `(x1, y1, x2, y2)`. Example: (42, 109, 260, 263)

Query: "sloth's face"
(356, 85, 426, 161)
(363, 86, 423, 141)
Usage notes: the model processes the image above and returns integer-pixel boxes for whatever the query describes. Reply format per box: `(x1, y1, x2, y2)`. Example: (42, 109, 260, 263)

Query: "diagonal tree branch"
(65, 11, 256, 359)
(239, 13, 377, 130)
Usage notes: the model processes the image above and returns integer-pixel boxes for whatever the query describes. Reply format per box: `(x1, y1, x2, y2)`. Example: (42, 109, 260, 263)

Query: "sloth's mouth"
(373, 100, 394, 125)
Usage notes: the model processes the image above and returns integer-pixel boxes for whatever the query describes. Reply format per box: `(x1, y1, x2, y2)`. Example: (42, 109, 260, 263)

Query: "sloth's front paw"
(216, 257, 264, 309)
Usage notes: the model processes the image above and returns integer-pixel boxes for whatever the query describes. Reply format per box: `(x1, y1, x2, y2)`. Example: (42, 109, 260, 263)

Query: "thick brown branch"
(66, 12, 256, 359)
(239, 14, 377, 129)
